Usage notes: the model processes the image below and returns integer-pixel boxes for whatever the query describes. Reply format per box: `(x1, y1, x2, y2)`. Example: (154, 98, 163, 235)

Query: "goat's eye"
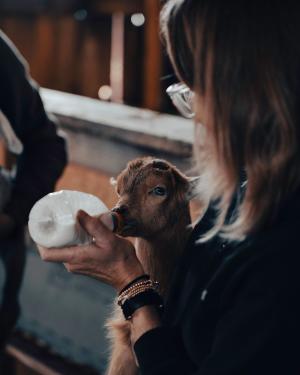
(152, 186, 167, 196)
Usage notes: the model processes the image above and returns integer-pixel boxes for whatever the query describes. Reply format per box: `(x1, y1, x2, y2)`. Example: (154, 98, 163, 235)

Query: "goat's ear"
(110, 177, 117, 187)
(185, 176, 201, 201)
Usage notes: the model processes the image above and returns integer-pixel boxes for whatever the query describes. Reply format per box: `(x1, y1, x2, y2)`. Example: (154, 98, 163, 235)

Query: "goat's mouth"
(115, 218, 139, 237)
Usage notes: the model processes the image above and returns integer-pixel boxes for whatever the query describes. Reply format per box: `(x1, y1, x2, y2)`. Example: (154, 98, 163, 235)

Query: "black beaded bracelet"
(121, 289, 164, 320)
(118, 274, 150, 295)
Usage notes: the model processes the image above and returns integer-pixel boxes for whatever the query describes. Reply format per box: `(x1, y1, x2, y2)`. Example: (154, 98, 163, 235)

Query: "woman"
(38, 1, 300, 374)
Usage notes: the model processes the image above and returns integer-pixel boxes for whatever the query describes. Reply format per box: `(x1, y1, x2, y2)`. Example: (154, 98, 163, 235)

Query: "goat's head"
(111, 157, 199, 238)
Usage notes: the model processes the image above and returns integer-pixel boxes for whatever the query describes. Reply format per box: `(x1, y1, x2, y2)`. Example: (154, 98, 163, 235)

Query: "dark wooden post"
(143, 0, 162, 111)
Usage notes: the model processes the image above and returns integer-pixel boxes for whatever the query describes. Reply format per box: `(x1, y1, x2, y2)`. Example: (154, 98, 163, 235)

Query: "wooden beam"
(110, 12, 125, 102)
(92, 0, 143, 15)
(143, 0, 162, 111)
(6, 332, 100, 375)
(30, 16, 55, 86)
(53, 17, 79, 92)
(6, 345, 61, 375)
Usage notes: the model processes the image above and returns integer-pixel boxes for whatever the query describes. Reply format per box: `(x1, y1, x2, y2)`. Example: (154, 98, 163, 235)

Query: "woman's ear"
(185, 176, 201, 201)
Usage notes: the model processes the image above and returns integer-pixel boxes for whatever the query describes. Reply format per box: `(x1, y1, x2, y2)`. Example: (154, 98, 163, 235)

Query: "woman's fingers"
(37, 245, 76, 263)
(77, 210, 112, 242)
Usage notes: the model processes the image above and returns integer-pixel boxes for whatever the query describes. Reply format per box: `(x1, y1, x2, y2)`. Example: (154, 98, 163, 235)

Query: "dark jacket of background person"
(0, 31, 67, 226)
(134, 187, 300, 374)
(0, 31, 67, 353)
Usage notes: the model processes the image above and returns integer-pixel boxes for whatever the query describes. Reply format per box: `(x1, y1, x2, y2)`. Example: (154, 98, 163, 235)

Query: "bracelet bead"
(118, 274, 150, 295)
(117, 279, 159, 305)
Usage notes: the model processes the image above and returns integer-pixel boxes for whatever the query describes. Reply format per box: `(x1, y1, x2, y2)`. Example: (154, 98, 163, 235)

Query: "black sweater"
(134, 189, 300, 374)
(0, 31, 67, 225)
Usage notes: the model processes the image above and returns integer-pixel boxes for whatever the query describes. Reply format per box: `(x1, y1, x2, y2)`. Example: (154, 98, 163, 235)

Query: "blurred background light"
(98, 85, 113, 101)
(73, 8, 88, 22)
(130, 13, 145, 27)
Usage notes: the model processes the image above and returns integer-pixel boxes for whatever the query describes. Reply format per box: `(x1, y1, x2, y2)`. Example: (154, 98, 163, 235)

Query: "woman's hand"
(37, 210, 145, 292)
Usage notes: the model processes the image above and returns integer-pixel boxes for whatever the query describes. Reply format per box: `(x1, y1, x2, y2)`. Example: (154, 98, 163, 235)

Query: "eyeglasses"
(166, 83, 195, 119)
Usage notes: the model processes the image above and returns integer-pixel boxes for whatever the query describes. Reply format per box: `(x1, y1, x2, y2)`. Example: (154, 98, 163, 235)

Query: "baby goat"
(106, 157, 199, 375)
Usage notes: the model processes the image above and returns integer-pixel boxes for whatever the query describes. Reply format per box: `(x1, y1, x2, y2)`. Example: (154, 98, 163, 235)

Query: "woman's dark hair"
(161, 0, 300, 241)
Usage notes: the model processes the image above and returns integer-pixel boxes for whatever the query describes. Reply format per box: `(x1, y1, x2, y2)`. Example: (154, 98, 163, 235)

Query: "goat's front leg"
(105, 304, 139, 375)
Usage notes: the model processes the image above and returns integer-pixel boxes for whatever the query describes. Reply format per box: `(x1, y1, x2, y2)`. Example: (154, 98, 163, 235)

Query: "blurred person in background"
(37, 1, 300, 374)
(0, 30, 67, 365)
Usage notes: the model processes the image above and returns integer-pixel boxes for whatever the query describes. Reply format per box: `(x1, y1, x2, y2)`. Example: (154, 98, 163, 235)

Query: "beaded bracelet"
(117, 277, 163, 320)
(118, 279, 159, 306)
(118, 274, 150, 295)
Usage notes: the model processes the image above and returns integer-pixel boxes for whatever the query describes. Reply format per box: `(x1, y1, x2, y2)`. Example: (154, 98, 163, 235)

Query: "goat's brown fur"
(105, 157, 195, 375)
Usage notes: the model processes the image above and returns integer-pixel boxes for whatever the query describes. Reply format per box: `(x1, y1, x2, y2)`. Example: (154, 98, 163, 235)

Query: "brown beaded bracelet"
(118, 279, 159, 306)
(118, 274, 150, 295)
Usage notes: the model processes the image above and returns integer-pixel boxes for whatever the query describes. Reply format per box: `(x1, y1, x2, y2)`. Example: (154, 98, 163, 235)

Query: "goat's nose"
(112, 204, 128, 215)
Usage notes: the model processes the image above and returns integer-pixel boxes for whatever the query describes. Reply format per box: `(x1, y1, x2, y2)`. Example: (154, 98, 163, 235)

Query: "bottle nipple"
(99, 211, 124, 233)
(111, 212, 124, 233)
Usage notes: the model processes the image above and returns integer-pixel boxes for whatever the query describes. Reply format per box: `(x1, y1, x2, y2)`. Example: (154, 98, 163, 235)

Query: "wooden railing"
(44, 88, 194, 209)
